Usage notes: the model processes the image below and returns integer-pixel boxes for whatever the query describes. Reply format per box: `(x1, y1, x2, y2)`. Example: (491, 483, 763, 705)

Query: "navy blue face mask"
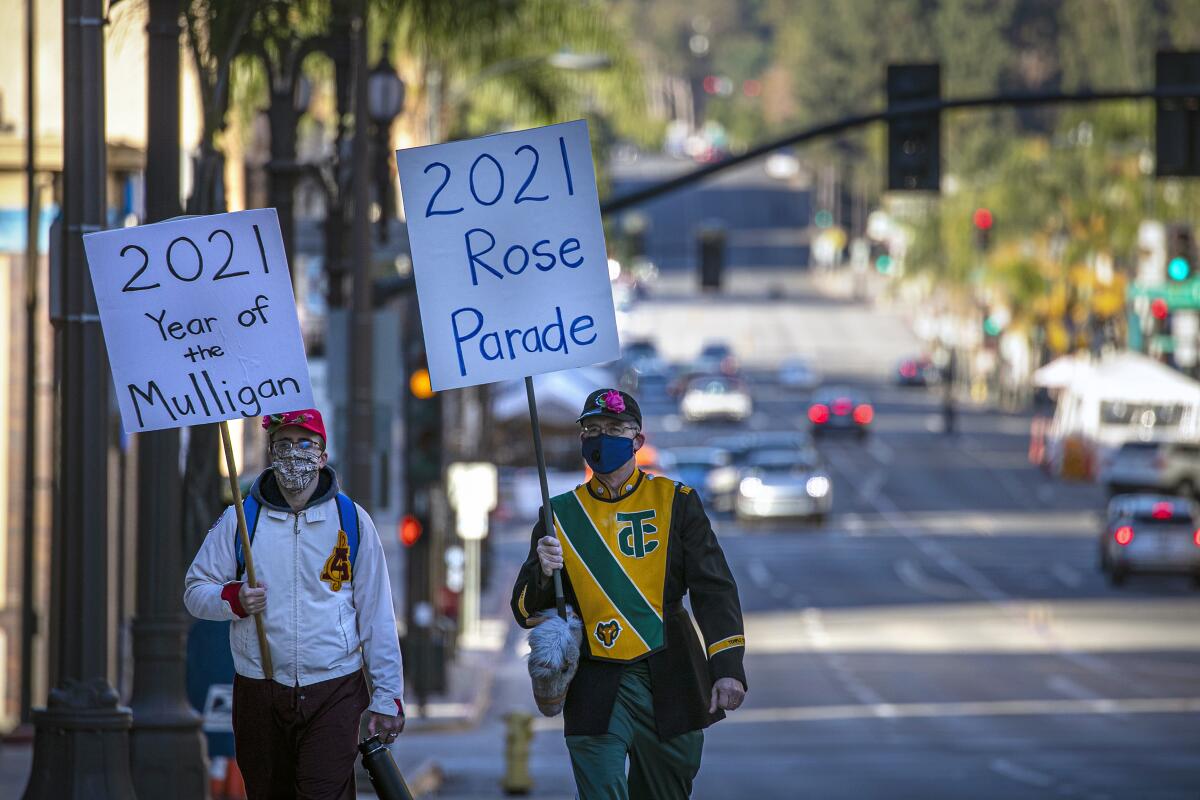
(581, 434, 635, 475)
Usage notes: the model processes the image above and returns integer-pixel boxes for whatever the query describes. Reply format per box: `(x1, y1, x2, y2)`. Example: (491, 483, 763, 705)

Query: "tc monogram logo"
(595, 619, 622, 648)
(617, 510, 658, 558)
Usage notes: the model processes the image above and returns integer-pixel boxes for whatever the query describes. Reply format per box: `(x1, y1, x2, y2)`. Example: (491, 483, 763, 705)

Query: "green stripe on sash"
(552, 493, 664, 649)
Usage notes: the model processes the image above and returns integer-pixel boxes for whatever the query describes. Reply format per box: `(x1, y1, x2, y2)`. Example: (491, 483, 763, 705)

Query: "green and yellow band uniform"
(512, 471, 747, 799)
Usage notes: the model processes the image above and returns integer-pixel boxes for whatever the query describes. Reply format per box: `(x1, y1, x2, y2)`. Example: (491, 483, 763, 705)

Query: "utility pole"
(348, 0, 374, 508)
(24, 0, 136, 796)
(128, 1, 209, 797)
(19, 0, 40, 728)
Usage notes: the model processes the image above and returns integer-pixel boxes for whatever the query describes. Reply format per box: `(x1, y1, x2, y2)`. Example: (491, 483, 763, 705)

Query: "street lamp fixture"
(367, 44, 405, 244)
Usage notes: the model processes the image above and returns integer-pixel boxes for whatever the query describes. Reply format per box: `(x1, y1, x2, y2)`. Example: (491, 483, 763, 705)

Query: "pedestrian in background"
(184, 409, 404, 799)
(512, 389, 747, 799)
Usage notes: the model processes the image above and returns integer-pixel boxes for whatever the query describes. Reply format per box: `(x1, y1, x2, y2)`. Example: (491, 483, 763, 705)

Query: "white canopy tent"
(1031, 353, 1094, 390)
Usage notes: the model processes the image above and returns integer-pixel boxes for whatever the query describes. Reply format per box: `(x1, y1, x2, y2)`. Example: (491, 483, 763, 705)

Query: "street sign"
(396, 120, 619, 391)
(447, 462, 498, 541)
(83, 209, 313, 434)
(1129, 279, 1200, 310)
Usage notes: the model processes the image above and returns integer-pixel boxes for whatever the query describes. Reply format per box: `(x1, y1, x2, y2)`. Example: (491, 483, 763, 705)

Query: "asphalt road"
(411, 275, 1200, 799)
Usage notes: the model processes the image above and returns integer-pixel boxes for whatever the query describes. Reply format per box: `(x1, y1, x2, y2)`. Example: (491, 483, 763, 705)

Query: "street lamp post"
(348, 0, 374, 507)
(127, 1, 208, 797)
(24, 0, 136, 795)
(267, 69, 312, 272)
(367, 44, 405, 244)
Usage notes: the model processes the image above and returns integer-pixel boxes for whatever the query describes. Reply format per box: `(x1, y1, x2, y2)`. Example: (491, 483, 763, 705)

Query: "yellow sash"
(551, 473, 676, 662)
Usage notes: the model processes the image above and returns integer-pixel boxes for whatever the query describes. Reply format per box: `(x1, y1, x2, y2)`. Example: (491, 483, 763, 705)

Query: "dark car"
(1100, 494, 1200, 587)
(895, 356, 936, 387)
(809, 386, 874, 438)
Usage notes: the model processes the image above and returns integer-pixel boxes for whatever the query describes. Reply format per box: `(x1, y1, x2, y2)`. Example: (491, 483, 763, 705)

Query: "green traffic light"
(1168, 256, 1191, 282)
(875, 254, 893, 274)
(815, 210, 834, 229)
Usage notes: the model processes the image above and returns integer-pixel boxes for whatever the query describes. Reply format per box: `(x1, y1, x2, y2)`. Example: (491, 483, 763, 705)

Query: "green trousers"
(565, 662, 704, 800)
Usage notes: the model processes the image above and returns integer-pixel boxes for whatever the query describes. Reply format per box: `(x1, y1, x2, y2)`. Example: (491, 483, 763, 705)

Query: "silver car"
(735, 448, 832, 524)
(1100, 494, 1200, 587)
(681, 375, 753, 423)
(1102, 440, 1200, 497)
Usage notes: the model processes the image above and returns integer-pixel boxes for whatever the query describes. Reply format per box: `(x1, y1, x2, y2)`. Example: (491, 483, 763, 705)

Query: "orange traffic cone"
(209, 756, 229, 800)
(225, 758, 248, 800)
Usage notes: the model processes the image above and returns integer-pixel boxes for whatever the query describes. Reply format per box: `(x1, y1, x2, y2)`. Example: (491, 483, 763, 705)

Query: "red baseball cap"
(262, 409, 327, 443)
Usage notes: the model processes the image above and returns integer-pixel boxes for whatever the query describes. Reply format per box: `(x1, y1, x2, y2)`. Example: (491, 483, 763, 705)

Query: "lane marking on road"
(820, 447, 1155, 692)
(746, 558, 771, 589)
(866, 437, 894, 464)
(894, 558, 975, 600)
(531, 695, 1200, 732)
(989, 758, 1055, 788)
(716, 696, 1200, 725)
(1052, 563, 1084, 589)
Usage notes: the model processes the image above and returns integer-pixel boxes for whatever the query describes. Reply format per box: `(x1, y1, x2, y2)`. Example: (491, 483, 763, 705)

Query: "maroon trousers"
(233, 670, 369, 800)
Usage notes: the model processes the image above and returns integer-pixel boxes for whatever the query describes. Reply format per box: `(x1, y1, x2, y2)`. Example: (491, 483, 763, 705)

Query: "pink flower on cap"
(602, 390, 626, 414)
(262, 409, 327, 442)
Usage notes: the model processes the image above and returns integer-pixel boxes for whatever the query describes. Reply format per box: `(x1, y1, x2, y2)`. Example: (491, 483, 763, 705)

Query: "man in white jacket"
(184, 408, 404, 799)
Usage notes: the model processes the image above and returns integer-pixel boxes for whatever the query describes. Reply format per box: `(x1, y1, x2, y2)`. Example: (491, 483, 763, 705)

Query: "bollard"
(501, 711, 534, 795)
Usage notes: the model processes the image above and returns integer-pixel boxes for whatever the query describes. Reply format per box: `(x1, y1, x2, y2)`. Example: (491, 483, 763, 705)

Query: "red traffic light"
(1151, 298, 1170, 320)
(399, 515, 423, 547)
(972, 208, 993, 230)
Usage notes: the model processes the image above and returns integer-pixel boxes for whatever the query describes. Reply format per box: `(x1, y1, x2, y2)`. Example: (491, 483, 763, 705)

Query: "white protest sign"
(396, 120, 619, 391)
(83, 208, 313, 434)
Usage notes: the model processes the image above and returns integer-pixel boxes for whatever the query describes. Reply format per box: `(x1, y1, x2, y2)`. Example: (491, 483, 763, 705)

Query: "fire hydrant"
(501, 711, 534, 795)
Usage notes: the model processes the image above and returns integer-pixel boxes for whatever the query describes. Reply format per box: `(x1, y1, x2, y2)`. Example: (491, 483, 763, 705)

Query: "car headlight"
(740, 477, 763, 497)
(806, 476, 830, 498)
(709, 467, 738, 492)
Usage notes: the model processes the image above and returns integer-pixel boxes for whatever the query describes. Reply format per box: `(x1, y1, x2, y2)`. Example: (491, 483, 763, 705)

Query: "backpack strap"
(335, 493, 360, 567)
(234, 495, 261, 582)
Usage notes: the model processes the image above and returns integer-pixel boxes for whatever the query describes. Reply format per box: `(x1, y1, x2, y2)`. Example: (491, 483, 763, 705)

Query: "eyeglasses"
(270, 438, 321, 456)
(580, 423, 639, 438)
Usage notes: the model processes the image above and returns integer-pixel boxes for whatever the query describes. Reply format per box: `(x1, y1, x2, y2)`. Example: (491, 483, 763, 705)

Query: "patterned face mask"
(272, 448, 322, 492)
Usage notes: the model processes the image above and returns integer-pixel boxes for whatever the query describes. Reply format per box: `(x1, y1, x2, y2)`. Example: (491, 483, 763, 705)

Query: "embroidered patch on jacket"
(594, 619, 622, 648)
(320, 530, 353, 592)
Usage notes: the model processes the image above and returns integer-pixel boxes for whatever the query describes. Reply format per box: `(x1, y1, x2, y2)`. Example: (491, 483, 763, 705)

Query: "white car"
(1102, 440, 1200, 497)
(680, 376, 752, 423)
(735, 448, 832, 523)
(779, 358, 820, 391)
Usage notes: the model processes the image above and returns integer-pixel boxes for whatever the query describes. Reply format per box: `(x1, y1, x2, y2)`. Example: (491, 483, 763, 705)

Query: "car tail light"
(853, 404, 874, 425)
(1114, 525, 1134, 546)
(1151, 502, 1173, 520)
(833, 398, 853, 416)
(809, 404, 830, 424)
(900, 362, 917, 378)
(1194, 529, 1200, 547)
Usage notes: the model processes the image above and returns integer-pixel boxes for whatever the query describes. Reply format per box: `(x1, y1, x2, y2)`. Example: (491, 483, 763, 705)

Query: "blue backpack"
(235, 493, 360, 581)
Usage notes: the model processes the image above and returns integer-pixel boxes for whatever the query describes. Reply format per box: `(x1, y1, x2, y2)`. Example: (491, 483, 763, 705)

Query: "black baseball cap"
(577, 388, 642, 428)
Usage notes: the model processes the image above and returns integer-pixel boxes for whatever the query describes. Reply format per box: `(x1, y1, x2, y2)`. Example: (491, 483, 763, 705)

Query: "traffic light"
(1151, 297, 1172, 336)
(1167, 223, 1195, 283)
(973, 207, 993, 251)
(698, 228, 725, 291)
(1156, 51, 1200, 178)
(887, 64, 941, 191)
(404, 337, 442, 486)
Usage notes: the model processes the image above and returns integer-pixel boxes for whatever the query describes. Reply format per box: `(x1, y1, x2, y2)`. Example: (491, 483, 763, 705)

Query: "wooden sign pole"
(219, 421, 275, 679)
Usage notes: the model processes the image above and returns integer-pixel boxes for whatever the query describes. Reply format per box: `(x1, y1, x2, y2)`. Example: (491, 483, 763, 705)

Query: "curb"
(403, 661, 496, 734)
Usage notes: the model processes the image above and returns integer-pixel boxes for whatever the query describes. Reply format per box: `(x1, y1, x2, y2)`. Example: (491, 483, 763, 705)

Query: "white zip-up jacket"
(184, 468, 404, 717)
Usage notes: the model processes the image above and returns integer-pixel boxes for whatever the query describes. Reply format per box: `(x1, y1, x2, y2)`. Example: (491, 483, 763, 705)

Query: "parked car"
(1100, 494, 1200, 586)
(667, 446, 738, 510)
(779, 357, 821, 391)
(808, 386, 874, 437)
(895, 356, 937, 387)
(681, 375, 753, 423)
(735, 447, 832, 523)
(1102, 440, 1200, 497)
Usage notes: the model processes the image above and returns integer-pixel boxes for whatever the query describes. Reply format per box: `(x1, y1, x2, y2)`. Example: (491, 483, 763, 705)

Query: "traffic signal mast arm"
(601, 84, 1200, 216)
